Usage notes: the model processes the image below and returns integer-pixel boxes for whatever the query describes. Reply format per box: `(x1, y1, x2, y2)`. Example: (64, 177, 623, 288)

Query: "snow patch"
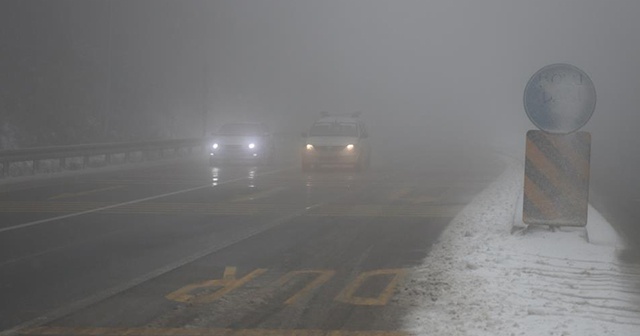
(587, 205, 624, 248)
(401, 158, 640, 336)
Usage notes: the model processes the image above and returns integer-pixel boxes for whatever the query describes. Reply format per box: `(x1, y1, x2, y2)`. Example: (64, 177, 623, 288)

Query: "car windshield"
(309, 122, 358, 137)
(218, 123, 263, 136)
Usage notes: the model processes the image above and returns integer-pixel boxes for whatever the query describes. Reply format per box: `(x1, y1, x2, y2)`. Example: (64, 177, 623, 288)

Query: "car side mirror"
(301, 132, 308, 138)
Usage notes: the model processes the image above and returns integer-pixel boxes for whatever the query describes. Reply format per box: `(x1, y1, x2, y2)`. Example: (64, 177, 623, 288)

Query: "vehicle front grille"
(223, 145, 244, 151)
(315, 146, 345, 152)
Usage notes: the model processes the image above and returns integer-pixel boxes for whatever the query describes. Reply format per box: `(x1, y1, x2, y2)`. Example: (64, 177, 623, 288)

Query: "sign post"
(523, 64, 596, 227)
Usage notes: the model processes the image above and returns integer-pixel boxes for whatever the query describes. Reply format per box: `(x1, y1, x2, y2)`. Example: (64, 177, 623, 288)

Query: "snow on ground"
(401, 158, 640, 336)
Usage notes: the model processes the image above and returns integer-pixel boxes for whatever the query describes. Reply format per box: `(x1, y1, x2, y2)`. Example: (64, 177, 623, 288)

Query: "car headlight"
(248, 143, 256, 149)
(346, 144, 355, 151)
(212, 143, 219, 149)
(306, 144, 314, 150)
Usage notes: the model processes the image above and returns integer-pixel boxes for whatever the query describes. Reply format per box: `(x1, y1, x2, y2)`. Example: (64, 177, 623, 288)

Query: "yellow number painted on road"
(334, 269, 406, 306)
(166, 267, 406, 306)
(277, 270, 336, 305)
(166, 266, 267, 304)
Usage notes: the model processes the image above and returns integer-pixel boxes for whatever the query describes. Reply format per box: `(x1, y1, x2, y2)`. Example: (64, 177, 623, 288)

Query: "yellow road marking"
(231, 187, 287, 202)
(21, 326, 407, 336)
(166, 267, 267, 304)
(277, 270, 336, 305)
(166, 267, 408, 307)
(48, 185, 125, 200)
(387, 188, 412, 202)
(335, 269, 406, 306)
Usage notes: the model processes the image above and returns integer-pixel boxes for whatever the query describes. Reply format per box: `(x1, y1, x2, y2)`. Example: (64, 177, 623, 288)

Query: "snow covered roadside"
(401, 158, 640, 336)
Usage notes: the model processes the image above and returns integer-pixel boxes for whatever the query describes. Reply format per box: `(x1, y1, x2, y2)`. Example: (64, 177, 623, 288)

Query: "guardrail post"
(83, 155, 89, 169)
(1, 162, 8, 178)
(32, 160, 39, 175)
(59, 157, 66, 171)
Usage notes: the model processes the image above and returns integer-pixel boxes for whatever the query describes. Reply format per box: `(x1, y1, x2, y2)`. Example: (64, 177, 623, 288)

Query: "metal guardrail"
(0, 138, 205, 178)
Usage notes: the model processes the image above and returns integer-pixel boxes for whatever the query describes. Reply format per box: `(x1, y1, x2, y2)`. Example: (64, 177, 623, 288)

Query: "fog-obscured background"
(2, 0, 640, 243)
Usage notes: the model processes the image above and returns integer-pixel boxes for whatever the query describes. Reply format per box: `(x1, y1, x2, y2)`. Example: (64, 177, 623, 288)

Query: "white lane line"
(231, 186, 288, 202)
(0, 167, 293, 234)
(48, 185, 125, 200)
(0, 200, 327, 336)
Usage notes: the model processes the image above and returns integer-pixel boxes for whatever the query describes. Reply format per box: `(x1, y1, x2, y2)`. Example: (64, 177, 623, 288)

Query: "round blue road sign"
(524, 64, 596, 134)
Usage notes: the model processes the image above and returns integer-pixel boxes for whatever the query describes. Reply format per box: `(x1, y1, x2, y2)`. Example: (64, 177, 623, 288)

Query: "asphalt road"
(0, 147, 503, 336)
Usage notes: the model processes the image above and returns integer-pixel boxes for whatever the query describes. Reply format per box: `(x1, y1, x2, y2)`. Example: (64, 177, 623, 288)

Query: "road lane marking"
(0, 202, 462, 218)
(20, 327, 407, 336)
(231, 186, 287, 202)
(164, 267, 408, 307)
(335, 269, 407, 306)
(387, 187, 412, 202)
(89, 179, 221, 185)
(0, 167, 293, 234)
(0, 201, 327, 336)
(48, 185, 125, 200)
(166, 267, 268, 304)
(277, 270, 336, 305)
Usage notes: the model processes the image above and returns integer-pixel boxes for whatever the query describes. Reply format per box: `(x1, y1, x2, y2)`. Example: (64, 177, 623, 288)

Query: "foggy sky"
(203, 0, 640, 245)
(205, 0, 640, 159)
(2, 0, 640, 168)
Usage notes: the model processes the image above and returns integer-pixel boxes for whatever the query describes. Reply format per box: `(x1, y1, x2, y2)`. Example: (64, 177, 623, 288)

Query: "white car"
(301, 113, 371, 172)
(209, 123, 275, 165)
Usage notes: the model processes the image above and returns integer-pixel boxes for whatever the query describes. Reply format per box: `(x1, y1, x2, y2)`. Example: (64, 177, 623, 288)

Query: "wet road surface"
(0, 147, 503, 335)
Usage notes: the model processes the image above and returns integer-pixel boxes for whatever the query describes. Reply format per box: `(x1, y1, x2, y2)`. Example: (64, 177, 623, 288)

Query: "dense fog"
(2, 0, 640, 242)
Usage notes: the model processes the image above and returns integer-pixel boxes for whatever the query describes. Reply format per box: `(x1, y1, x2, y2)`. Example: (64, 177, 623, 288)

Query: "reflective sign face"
(523, 130, 591, 227)
(524, 64, 596, 134)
